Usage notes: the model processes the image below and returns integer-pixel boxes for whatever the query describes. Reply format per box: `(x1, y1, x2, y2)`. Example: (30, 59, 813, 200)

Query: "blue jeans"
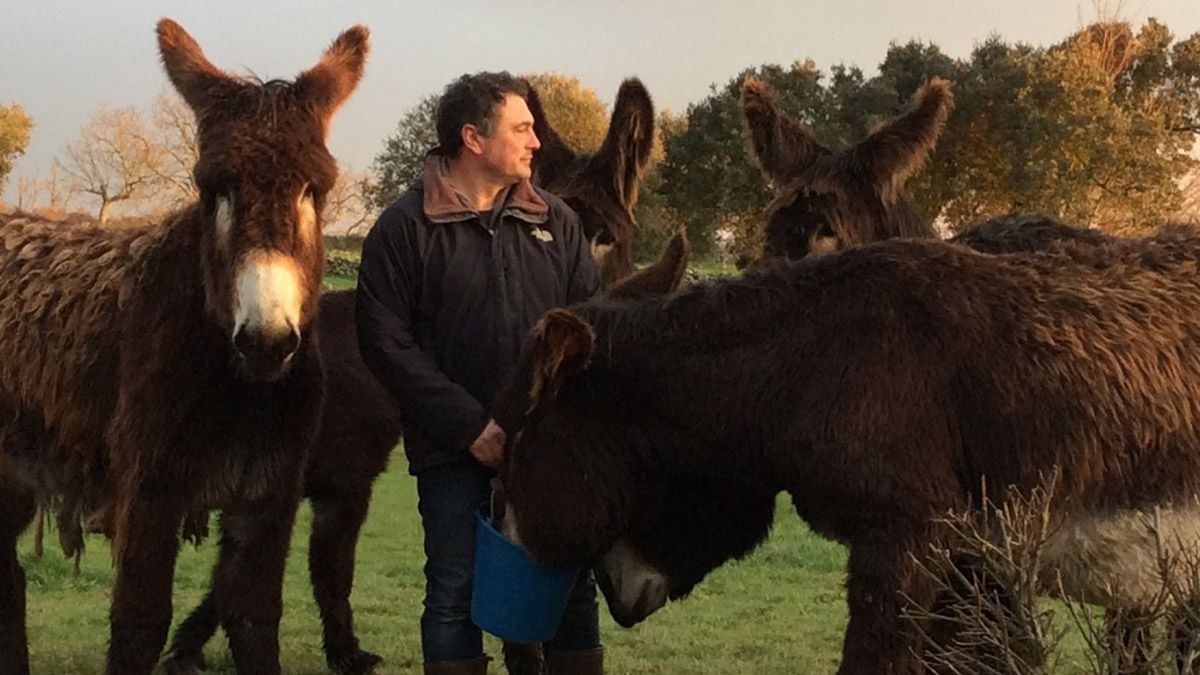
(416, 462, 600, 664)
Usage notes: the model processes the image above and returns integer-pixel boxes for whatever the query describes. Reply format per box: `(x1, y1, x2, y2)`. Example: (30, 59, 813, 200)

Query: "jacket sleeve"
(355, 209, 489, 453)
(562, 208, 601, 304)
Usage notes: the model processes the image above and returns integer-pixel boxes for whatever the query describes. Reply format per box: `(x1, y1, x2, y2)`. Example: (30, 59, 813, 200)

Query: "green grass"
(687, 260, 739, 277)
(323, 274, 357, 291)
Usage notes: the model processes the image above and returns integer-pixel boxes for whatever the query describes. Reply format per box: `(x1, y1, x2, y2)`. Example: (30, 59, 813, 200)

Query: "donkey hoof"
(329, 648, 383, 675)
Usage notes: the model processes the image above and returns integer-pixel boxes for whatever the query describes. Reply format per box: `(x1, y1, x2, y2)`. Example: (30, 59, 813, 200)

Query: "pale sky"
(5, 1, 1200, 206)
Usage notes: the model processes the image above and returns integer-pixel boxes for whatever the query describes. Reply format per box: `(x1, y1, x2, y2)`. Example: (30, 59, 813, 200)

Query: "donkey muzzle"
(232, 324, 301, 381)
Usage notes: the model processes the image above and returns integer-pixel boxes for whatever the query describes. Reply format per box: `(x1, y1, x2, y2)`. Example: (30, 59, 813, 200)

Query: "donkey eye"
(302, 184, 317, 202)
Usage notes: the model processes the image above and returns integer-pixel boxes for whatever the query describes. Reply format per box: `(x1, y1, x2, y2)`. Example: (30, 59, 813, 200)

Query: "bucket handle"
(488, 477, 506, 526)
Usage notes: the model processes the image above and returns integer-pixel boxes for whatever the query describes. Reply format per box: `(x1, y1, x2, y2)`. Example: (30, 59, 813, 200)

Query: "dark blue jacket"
(356, 156, 600, 474)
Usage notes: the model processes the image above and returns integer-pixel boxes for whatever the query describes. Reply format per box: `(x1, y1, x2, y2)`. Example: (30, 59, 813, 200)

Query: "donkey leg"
(0, 476, 37, 675)
(310, 490, 382, 674)
(839, 532, 932, 675)
(106, 485, 183, 675)
(163, 591, 218, 675)
(213, 495, 302, 675)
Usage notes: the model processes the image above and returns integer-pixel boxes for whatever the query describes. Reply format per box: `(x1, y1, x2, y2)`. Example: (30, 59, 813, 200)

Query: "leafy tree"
(930, 20, 1200, 234)
(369, 93, 438, 210)
(524, 72, 608, 152)
(0, 103, 34, 192)
(657, 19, 1200, 258)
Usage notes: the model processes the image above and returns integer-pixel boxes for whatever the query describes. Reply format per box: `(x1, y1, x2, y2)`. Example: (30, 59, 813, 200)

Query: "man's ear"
(461, 123, 485, 156)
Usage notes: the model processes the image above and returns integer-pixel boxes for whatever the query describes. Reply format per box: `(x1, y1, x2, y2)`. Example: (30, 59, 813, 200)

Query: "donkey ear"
(606, 228, 690, 300)
(296, 25, 370, 129)
(157, 19, 237, 114)
(742, 76, 829, 185)
(527, 80, 578, 188)
(585, 78, 655, 211)
(851, 77, 954, 202)
(528, 309, 595, 406)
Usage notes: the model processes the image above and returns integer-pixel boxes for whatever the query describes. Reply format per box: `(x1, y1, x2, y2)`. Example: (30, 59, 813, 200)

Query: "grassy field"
(324, 274, 357, 291)
(18, 463, 852, 674)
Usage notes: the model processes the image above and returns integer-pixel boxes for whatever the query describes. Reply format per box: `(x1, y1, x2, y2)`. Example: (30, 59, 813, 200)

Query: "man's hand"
(469, 418, 507, 467)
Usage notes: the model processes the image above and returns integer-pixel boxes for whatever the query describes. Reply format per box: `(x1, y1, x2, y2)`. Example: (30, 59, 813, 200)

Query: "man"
(356, 72, 603, 675)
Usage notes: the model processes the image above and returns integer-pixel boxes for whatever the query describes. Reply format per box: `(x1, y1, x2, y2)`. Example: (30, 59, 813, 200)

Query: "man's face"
(477, 93, 540, 184)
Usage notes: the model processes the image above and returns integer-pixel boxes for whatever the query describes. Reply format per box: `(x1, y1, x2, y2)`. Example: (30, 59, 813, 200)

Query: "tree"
(656, 18, 1200, 260)
(323, 166, 378, 235)
(632, 108, 688, 262)
(151, 92, 199, 208)
(369, 93, 438, 210)
(928, 20, 1200, 234)
(0, 103, 34, 192)
(62, 104, 166, 223)
(524, 72, 608, 152)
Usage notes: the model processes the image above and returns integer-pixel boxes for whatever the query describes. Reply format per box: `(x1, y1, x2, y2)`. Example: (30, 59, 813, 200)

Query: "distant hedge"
(326, 249, 361, 277)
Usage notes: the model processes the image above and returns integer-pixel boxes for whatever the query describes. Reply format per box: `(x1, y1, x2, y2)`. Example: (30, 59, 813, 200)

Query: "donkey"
(490, 229, 1200, 674)
(0, 20, 367, 675)
(529, 78, 657, 286)
(162, 77, 681, 675)
(741, 75, 951, 260)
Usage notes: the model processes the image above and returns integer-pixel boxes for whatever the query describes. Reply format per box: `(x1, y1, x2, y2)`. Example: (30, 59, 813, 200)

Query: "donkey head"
(743, 76, 952, 260)
(528, 79, 656, 286)
(491, 307, 777, 627)
(157, 19, 368, 381)
(491, 309, 642, 571)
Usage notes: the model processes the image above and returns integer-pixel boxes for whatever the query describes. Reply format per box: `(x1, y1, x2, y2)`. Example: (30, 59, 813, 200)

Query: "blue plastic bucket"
(471, 508, 579, 642)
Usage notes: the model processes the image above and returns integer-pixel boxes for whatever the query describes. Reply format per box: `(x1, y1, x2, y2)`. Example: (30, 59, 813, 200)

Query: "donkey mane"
(577, 244, 930, 356)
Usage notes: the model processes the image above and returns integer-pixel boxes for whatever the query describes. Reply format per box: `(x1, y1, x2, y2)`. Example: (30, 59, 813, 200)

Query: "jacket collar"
(422, 151, 549, 225)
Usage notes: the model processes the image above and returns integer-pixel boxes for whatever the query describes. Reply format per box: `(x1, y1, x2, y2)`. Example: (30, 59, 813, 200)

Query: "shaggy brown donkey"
(490, 229, 1200, 675)
(0, 19, 367, 675)
(163, 77, 681, 675)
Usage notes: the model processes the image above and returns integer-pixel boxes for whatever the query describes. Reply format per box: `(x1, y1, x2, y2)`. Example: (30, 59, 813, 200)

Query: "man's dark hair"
(436, 71, 530, 158)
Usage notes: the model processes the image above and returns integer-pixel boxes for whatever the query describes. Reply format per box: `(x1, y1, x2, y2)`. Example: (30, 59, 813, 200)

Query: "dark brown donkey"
(0, 19, 367, 675)
(163, 77, 681, 675)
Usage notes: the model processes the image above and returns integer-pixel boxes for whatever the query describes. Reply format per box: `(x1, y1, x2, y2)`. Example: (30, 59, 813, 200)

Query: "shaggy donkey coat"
(163, 77, 681, 675)
(0, 20, 367, 675)
(491, 230, 1200, 675)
